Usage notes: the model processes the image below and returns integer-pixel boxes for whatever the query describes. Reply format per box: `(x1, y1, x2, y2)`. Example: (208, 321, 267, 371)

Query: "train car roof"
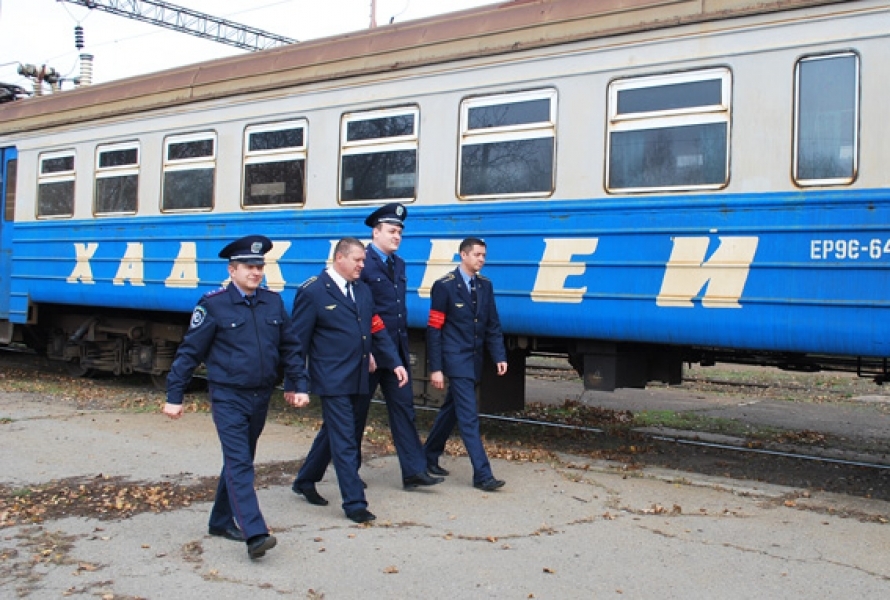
(0, 0, 849, 135)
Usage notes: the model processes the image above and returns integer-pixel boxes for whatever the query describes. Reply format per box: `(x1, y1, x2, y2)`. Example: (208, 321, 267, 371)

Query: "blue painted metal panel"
(9, 188, 890, 358)
(0, 147, 15, 319)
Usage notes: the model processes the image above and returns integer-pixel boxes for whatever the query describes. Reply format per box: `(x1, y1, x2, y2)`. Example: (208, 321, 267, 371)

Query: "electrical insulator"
(75, 25, 85, 50)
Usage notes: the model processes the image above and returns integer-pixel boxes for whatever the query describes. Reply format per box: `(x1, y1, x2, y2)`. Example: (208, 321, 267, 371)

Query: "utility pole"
(58, 0, 297, 52)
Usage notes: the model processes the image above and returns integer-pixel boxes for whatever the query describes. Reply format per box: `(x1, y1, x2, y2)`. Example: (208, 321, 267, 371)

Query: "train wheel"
(65, 358, 95, 378)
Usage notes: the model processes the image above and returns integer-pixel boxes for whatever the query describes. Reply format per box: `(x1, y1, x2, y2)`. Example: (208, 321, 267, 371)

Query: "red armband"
(427, 309, 445, 329)
(371, 314, 386, 334)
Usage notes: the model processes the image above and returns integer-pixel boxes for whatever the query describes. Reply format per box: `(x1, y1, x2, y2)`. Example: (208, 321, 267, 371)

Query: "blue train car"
(0, 0, 888, 398)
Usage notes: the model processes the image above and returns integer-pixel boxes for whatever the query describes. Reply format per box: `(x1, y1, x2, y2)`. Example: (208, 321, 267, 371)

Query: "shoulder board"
(300, 276, 318, 289)
(477, 274, 491, 282)
(204, 286, 227, 298)
(437, 273, 456, 282)
(257, 286, 279, 296)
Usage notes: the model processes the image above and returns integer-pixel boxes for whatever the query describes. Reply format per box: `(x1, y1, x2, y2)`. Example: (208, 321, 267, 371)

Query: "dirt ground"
(1, 351, 889, 530)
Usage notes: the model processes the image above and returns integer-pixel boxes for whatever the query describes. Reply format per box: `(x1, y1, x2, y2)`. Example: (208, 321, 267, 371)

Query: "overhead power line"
(58, 0, 297, 52)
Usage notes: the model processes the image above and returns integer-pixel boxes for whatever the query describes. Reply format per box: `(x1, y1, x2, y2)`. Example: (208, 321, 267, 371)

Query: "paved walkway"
(1, 391, 889, 599)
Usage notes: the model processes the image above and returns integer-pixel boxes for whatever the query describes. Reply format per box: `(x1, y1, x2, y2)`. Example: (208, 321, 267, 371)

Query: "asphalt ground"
(2, 383, 890, 599)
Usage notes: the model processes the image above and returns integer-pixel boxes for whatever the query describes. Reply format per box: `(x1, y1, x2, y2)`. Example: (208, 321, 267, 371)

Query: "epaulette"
(257, 286, 279, 296)
(299, 276, 318, 289)
(204, 286, 227, 298)
(437, 272, 456, 282)
(477, 274, 491, 281)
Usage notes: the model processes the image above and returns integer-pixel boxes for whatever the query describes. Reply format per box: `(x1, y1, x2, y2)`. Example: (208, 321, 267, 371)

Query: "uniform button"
(362, 336, 367, 340)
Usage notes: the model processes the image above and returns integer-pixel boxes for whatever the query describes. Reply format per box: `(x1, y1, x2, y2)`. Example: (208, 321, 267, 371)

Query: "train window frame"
(338, 106, 419, 205)
(242, 120, 307, 209)
(793, 51, 859, 187)
(605, 68, 731, 194)
(94, 141, 140, 216)
(36, 150, 76, 219)
(4, 158, 16, 222)
(161, 131, 216, 212)
(457, 89, 557, 200)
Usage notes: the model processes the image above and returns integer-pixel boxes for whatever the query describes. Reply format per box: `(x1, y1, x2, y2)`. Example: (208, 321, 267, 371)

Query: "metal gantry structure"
(58, 0, 297, 51)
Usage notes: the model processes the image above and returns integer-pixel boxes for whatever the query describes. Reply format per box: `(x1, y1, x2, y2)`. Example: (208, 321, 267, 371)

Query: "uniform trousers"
(370, 368, 427, 479)
(423, 376, 493, 485)
(293, 368, 426, 485)
(208, 385, 271, 540)
(296, 393, 368, 513)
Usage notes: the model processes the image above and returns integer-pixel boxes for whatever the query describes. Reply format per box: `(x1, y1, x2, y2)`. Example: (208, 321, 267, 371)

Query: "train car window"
(37, 150, 75, 218)
(242, 120, 306, 207)
(794, 52, 859, 186)
(606, 68, 731, 193)
(339, 107, 418, 203)
(162, 132, 216, 211)
(95, 142, 139, 215)
(4, 158, 16, 222)
(458, 89, 556, 199)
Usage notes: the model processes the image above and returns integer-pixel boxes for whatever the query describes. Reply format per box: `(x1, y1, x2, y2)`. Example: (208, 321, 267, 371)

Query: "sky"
(0, 0, 502, 91)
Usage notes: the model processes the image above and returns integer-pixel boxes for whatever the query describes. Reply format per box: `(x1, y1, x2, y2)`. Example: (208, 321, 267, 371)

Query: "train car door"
(0, 146, 16, 321)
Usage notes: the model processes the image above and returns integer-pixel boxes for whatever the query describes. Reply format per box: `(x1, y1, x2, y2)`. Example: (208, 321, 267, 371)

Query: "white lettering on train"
(66, 242, 98, 284)
(531, 238, 599, 303)
(113, 242, 145, 286)
(656, 236, 759, 307)
(65, 236, 760, 307)
(417, 239, 462, 298)
(264, 241, 291, 292)
(164, 242, 199, 288)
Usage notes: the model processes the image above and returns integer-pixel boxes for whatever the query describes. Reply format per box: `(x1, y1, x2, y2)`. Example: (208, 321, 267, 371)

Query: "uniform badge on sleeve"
(190, 306, 207, 329)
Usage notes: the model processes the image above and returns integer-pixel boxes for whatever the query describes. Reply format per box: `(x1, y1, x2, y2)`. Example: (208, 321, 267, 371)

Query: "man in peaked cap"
(361, 204, 444, 488)
(164, 234, 310, 560)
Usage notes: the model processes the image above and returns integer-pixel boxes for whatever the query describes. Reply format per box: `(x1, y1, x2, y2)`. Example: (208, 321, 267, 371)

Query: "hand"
(285, 391, 310, 408)
(496, 362, 508, 376)
(394, 366, 410, 387)
(163, 402, 184, 419)
(369, 353, 377, 373)
(430, 371, 445, 390)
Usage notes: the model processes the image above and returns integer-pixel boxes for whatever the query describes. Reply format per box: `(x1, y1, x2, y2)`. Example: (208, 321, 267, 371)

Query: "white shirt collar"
(326, 267, 350, 295)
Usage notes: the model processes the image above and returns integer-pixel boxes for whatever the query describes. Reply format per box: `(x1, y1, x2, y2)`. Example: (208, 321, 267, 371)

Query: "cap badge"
(251, 241, 263, 254)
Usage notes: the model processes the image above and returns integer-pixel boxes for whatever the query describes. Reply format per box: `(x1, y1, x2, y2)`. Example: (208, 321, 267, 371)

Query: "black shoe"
(346, 508, 377, 524)
(293, 483, 329, 506)
(427, 463, 450, 477)
(208, 525, 244, 542)
(403, 472, 445, 488)
(473, 477, 505, 492)
(246, 534, 277, 559)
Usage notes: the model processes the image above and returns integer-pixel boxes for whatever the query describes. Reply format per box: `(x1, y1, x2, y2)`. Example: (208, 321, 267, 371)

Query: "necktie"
(345, 282, 355, 304)
(245, 295, 255, 307)
(469, 277, 477, 306)
(386, 256, 395, 279)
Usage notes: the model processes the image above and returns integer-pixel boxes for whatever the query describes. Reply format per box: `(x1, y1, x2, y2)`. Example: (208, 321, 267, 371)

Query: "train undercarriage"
(1, 304, 887, 412)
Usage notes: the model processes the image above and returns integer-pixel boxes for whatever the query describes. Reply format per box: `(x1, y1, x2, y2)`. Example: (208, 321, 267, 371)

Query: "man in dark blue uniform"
(361, 203, 443, 488)
(164, 235, 309, 560)
(286, 237, 409, 523)
(423, 237, 508, 491)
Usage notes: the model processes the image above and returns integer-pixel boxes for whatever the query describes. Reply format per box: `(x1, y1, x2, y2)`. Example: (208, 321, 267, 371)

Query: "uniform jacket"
(361, 244, 410, 367)
(166, 283, 307, 404)
(427, 267, 507, 381)
(288, 270, 402, 396)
